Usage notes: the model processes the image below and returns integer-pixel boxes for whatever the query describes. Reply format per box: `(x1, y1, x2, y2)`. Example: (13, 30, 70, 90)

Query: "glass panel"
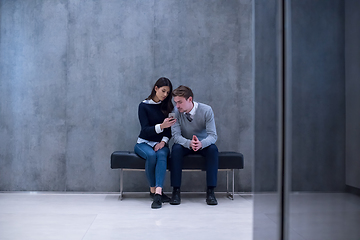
(288, 1, 360, 240)
(253, 0, 282, 239)
(254, 0, 360, 240)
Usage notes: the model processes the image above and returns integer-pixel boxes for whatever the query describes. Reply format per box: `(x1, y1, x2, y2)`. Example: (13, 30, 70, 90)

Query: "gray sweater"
(171, 102, 217, 149)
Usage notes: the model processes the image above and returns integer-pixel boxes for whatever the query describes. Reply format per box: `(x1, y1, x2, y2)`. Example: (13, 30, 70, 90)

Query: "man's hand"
(154, 141, 165, 152)
(190, 135, 202, 152)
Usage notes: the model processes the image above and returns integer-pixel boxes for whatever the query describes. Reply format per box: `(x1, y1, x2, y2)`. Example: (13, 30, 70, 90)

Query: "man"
(170, 85, 219, 205)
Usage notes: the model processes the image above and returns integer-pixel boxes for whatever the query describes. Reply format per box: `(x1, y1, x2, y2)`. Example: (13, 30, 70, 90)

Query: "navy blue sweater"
(138, 102, 171, 142)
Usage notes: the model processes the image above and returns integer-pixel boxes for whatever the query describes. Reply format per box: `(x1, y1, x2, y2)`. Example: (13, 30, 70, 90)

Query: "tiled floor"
(1, 192, 359, 240)
(0, 192, 253, 240)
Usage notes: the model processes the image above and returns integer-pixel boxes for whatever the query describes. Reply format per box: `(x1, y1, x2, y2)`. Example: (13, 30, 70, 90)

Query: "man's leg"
(170, 143, 191, 205)
(199, 144, 219, 205)
(170, 143, 184, 188)
(201, 144, 219, 187)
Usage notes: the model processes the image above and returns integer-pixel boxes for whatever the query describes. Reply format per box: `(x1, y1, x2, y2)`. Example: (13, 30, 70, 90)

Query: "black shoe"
(170, 188, 181, 205)
(206, 188, 218, 205)
(161, 192, 171, 203)
(150, 191, 170, 202)
(150, 192, 155, 200)
(151, 194, 162, 209)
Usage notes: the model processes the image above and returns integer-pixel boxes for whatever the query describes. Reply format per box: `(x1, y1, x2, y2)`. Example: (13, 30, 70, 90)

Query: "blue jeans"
(134, 143, 169, 188)
(170, 143, 219, 188)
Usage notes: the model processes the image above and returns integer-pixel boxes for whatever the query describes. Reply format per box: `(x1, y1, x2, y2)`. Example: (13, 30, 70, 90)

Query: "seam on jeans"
(135, 144, 149, 160)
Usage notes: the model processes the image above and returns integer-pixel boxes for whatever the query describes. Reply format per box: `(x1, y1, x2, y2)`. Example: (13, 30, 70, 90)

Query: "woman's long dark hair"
(146, 77, 174, 116)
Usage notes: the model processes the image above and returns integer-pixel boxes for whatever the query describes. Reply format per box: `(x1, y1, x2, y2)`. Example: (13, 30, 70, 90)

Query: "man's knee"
(206, 144, 219, 154)
(172, 143, 184, 154)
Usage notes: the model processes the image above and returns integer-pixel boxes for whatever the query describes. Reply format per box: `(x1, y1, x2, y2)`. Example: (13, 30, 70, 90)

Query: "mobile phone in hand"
(168, 113, 176, 119)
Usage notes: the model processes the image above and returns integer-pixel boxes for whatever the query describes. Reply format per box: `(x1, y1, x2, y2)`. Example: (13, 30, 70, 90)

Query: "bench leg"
(119, 169, 123, 201)
(226, 170, 235, 200)
(232, 169, 235, 200)
(226, 170, 229, 196)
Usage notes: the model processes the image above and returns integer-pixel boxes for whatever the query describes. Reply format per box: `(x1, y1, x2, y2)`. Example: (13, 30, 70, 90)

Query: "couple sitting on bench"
(134, 77, 219, 209)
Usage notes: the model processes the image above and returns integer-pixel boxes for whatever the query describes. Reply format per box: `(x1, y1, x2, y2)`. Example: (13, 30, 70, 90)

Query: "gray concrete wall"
(0, 0, 253, 192)
(345, 0, 360, 190)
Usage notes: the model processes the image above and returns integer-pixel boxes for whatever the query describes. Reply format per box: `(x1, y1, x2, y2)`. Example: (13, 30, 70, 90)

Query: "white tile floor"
(2, 192, 360, 240)
(0, 192, 253, 240)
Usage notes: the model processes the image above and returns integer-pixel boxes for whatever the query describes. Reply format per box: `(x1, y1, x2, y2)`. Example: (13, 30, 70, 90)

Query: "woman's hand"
(160, 117, 176, 130)
(154, 141, 166, 152)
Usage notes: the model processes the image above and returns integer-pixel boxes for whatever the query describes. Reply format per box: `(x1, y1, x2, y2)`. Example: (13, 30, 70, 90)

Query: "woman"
(134, 77, 176, 209)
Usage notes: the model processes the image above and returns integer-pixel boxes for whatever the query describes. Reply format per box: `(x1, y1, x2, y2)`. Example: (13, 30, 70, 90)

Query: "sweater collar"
(143, 99, 161, 104)
(187, 101, 198, 118)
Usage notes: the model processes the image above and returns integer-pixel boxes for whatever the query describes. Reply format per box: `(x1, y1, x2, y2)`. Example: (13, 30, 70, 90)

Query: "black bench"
(111, 151, 244, 200)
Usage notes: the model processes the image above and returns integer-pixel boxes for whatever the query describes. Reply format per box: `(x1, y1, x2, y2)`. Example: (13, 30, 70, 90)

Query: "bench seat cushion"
(111, 151, 244, 170)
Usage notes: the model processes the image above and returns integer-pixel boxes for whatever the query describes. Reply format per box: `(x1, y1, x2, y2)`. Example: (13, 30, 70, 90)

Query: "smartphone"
(168, 113, 176, 119)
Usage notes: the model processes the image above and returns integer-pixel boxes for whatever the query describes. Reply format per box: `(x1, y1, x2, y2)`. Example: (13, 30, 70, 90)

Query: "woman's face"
(153, 86, 171, 102)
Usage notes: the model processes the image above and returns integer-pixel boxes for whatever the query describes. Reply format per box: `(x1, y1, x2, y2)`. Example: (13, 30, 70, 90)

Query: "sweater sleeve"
(200, 106, 217, 149)
(138, 103, 158, 138)
(171, 109, 192, 149)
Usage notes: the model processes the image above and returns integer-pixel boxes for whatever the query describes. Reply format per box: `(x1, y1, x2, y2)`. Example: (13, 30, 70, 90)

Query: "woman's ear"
(154, 86, 159, 91)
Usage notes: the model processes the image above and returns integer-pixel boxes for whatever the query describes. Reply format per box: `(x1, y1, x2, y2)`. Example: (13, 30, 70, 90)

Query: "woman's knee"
(156, 147, 169, 160)
(135, 144, 156, 162)
(134, 143, 156, 159)
(146, 151, 157, 161)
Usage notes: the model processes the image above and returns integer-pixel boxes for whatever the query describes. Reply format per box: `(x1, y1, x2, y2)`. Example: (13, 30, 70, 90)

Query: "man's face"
(173, 96, 193, 113)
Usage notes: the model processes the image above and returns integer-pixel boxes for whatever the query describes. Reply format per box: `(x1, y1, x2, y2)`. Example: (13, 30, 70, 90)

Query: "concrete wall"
(0, 0, 253, 192)
(345, 0, 360, 190)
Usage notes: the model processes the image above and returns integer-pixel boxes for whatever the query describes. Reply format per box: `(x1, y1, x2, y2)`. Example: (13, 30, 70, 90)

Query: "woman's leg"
(134, 143, 157, 188)
(154, 146, 169, 191)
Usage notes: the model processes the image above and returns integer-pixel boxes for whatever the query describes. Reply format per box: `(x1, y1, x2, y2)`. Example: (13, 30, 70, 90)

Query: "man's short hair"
(172, 85, 193, 101)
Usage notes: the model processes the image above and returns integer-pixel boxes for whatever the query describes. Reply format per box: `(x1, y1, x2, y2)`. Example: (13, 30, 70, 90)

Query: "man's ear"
(188, 96, 193, 102)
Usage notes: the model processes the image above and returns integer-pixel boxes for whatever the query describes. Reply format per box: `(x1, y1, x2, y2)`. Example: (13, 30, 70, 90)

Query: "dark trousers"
(170, 143, 219, 188)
